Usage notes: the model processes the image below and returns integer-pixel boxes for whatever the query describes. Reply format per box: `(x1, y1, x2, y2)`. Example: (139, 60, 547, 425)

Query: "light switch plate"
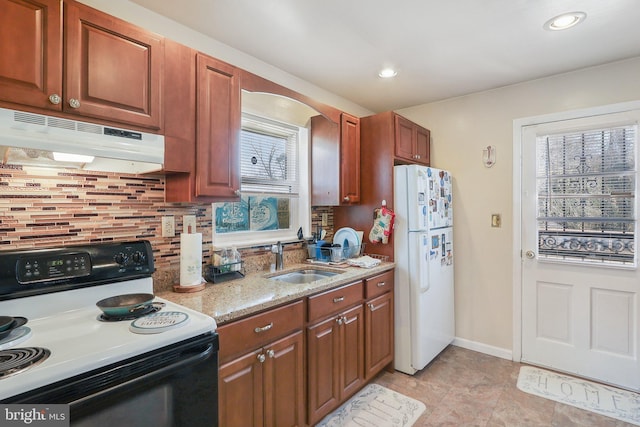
(491, 214, 501, 228)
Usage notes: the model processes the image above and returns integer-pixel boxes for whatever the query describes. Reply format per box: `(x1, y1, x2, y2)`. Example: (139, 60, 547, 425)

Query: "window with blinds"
(536, 125, 637, 265)
(240, 114, 299, 195)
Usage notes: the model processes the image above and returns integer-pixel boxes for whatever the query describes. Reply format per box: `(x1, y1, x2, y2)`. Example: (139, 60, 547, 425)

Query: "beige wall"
(398, 57, 640, 354)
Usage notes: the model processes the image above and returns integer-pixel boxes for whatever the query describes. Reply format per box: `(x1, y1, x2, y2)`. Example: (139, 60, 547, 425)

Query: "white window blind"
(536, 125, 636, 265)
(240, 113, 299, 196)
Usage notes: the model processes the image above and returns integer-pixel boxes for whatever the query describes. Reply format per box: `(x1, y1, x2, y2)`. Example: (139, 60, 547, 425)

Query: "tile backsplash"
(0, 165, 333, 290)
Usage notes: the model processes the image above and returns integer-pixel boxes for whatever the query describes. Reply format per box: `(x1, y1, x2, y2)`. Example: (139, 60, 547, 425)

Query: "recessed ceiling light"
(378, 68, 397, 78)
(544, 11, 586, 31)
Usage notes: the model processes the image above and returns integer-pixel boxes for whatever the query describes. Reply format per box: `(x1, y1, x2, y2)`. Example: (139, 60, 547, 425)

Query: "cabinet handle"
(257, 353, 266, 363)
(254, 322, 273, 333)
(234, 189, 241, 196)
(343, 196, 350, 202)
(48, 94, 61, 105)
(368, 303, 375, 312)
(266, 349, 275, 359)
(377, 281, 386, 288)
(333, 296, 344, 303)
(336, 317, 343, 325)
(68, 98, 81, 109)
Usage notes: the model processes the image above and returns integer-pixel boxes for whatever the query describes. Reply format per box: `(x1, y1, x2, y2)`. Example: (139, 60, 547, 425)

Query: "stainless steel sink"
(268, 269, 341, 284)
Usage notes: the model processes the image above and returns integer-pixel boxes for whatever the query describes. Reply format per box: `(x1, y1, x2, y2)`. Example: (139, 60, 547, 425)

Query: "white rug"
(517, 365, 640, 425)
(316, 383, 426, 427)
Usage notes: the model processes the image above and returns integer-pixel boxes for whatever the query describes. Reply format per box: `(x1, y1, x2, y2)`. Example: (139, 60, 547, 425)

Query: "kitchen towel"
(179, 232, 203, 286)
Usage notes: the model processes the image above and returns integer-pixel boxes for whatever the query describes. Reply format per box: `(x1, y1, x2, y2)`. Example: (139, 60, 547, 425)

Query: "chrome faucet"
(271, 241, 284, 270)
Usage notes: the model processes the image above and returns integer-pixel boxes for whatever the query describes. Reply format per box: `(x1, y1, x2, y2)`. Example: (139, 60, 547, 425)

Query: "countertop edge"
(157, 262, 395, 325)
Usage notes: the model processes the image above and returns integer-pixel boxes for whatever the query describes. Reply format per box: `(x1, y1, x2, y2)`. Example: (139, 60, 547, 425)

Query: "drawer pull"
(376, 281, 386, 288)
(333, 296, 345, 303)
(254, 322, 273, 333)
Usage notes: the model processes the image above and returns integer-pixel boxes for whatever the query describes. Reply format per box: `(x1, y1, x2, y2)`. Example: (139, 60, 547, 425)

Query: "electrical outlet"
(162, 216, 175, 237)
(321, 213, 328, 226)
(183, 215, 196, 233)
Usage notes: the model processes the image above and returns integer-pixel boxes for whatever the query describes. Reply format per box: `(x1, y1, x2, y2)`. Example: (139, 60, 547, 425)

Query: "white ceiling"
(130, 0, 640, 113)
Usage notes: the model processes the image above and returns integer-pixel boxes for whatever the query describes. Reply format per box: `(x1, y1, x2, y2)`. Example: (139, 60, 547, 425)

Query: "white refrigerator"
(393, 164, 454, 375)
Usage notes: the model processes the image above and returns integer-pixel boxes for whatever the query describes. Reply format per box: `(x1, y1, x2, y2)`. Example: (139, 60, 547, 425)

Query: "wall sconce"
(483, 145, 496, 168)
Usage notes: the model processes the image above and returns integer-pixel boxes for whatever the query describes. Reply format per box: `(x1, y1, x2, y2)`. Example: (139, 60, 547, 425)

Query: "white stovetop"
(0, 278, 216, 400)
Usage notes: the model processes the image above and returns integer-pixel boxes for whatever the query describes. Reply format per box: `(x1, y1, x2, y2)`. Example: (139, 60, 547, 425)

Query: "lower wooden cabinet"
(307, 304, 364, 425)
(364, 291, 394, 380)
(219, 331, 304, 427)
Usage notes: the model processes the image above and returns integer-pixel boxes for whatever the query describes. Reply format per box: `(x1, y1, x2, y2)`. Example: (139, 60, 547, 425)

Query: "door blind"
(536, 125, 637, 265)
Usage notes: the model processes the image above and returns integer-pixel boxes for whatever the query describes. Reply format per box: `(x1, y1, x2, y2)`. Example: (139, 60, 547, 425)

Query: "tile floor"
(373, 345, 636, 427)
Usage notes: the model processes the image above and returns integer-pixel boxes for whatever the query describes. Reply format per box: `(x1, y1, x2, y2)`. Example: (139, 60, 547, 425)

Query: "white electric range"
(0, 241, 219, 427)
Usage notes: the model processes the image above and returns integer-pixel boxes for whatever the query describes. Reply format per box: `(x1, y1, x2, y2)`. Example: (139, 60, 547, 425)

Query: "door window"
(536, 125, 637, 266)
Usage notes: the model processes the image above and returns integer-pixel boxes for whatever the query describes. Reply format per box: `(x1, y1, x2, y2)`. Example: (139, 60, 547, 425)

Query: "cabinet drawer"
(308, 281, 363, 323)
(364, 270, 394, 299)
(218, 300, 304, 362)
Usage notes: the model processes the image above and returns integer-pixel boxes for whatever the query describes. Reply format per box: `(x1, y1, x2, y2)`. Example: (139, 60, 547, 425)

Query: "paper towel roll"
(180, 233, 202, 286)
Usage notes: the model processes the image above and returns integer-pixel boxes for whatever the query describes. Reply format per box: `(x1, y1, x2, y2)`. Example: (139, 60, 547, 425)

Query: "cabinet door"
(307, 316, 340, 425)
(415, 125, 430, 165)
(263, 332, 305, 427)
(64, 0, 163, 129)
(0, 0, 62, 110)
(340, 113, 360, 204)
(219, 350, 264, 427)
(340, 304, 364, 398)
(195, 53, 240, 199)
(365, 291, 394, 380)
(394, 114, 415, 161)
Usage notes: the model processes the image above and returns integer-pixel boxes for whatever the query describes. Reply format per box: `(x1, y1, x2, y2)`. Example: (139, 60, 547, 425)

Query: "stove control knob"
(114, 252, 129, 266)
(132, 251, 146, 264)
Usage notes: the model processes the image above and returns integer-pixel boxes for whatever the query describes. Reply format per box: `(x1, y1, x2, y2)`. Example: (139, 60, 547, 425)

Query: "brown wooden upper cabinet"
(0, 0, 163, 130)
(195, 53, 241, 199)
(311, 113, 361, 206)
(0, 0, 62, 111)
(395, 114, 430, 165)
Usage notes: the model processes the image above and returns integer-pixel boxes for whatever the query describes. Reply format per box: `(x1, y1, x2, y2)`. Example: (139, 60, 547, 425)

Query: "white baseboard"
(452, 337, 513, 361)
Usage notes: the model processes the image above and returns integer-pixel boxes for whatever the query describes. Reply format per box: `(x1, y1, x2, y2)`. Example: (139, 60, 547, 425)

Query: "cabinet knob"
(254, 322, 273, 333)
(343, 196, 350, 202)
(336, 317, 343, 325)
(48, 94, 61, 105)
(257, 353, 266, 363)
(234, 189, 241, 196)
(266, 349, 275, 359)
(368, 303, 375, 312)
(68, 98, 81, 109)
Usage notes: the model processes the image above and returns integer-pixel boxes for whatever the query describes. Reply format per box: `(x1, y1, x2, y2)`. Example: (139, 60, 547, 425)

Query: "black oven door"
(6, 333, 218, 427)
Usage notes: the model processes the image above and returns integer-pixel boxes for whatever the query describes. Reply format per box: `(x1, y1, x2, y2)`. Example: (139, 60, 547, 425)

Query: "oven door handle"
(70, 342, 215, 408)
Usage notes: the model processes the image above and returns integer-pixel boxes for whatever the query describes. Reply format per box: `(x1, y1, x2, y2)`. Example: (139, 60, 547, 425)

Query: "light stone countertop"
(156, 262, 395, 325)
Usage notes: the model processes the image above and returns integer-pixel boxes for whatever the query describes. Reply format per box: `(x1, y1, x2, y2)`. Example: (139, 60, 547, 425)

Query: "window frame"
(211, 117, 310, 248)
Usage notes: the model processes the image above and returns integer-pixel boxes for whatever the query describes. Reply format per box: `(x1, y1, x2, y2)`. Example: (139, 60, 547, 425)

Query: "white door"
(521, 110, 640, 391)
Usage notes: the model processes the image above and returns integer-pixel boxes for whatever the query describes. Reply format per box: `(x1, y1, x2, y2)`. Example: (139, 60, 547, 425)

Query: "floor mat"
(517, 365, 640, 426)
(316, 383, 426, 427)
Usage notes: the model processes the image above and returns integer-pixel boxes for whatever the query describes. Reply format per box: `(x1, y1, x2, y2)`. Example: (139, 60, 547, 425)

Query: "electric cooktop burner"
(97, 302, 165, 322)
(0, 347, 50, 379)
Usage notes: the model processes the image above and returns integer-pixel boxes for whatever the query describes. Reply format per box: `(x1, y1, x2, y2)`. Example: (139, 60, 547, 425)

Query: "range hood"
(0, 108, 164, 174)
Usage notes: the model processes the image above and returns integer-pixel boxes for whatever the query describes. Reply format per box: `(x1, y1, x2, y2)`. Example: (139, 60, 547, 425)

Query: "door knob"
(525, 250, 535, 259)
